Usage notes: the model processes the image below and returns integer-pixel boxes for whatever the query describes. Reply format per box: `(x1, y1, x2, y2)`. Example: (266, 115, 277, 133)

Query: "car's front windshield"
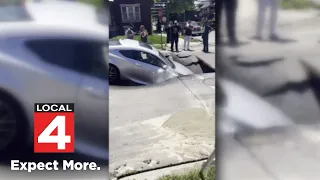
(158, 51, 175, 69)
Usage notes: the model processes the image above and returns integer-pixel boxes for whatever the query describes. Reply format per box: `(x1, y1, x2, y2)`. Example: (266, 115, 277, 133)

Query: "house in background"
(109, 0, 153, 37)
(195, 0, 214, 19)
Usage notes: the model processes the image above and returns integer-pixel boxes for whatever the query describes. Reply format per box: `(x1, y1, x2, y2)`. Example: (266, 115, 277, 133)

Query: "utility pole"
(166, 0, 169, 22)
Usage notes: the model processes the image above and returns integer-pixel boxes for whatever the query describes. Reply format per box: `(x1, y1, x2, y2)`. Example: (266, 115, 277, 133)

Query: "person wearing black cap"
(170, 20, 181, 52)
(202, 21, 213, 53)
(165, 21, 173, 46)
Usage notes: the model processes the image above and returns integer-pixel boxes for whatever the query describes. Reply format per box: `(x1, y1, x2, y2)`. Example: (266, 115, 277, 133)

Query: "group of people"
(124, 19, 213, 53)
(165, 20, 213, 53)
(216, 0, 281, 46)
(125, 25, 149, 43)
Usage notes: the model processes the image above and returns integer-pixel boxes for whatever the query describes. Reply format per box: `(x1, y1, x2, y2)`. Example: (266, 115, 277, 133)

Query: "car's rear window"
(0, 5, 32, 22)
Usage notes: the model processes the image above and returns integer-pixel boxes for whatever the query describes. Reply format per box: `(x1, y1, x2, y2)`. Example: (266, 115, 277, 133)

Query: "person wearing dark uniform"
(170, 20, 181, 52)
(202, 21, 213, 53)
(166, 21, 173, 45)
(216, 0, 238, 46)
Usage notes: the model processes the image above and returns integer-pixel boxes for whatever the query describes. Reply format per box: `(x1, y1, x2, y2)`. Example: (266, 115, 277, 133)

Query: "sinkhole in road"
(111, 53, 215, 87)
(170, 53, 215, 74)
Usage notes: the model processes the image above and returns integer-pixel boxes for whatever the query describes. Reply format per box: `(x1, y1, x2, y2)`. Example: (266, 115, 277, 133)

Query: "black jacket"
(185, 26, 192, 36)
(170, 25, 181, 38)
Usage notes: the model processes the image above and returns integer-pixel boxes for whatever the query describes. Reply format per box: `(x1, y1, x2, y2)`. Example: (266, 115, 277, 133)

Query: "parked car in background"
(180, 21, 204, 36)
(190, 21, 204, 35)
(109, 39, 194, 85)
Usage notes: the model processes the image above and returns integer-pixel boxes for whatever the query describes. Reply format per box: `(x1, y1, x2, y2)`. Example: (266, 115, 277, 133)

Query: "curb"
(118, 160, 207, 180)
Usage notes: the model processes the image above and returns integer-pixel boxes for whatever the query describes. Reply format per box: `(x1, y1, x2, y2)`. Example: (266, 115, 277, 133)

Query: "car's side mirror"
(162, 65, 168, 70)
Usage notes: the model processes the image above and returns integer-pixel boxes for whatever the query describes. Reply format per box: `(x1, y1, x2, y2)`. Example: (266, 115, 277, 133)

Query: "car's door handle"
(135, 63, 142, 67)
(84, 87, 107, 99)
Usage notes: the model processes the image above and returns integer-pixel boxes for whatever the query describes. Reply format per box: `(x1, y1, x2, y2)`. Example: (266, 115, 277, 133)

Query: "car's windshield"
(158, 51, 175, 69)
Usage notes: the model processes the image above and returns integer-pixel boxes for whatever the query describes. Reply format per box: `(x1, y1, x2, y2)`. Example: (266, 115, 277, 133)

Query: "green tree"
(154, 0, 195, 14)
(79, 0, 104, 9)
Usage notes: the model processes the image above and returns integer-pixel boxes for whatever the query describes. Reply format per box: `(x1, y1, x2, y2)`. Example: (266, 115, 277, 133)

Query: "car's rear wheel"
(109, 64, 120, 84)
(0, 93, 27, 158)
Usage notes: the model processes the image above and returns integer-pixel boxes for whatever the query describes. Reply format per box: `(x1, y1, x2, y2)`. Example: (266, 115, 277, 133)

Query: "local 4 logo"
(34, 103, 75, 153)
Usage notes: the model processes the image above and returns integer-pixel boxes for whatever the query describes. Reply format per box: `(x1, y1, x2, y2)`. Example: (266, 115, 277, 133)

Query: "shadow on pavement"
(268, 38, 297, 44)
(110, 80, 144, 87)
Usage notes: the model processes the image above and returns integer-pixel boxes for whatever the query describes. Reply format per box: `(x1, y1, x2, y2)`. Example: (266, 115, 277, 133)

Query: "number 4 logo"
(34, 112, 74, 153)
(38, 116, 71, 150)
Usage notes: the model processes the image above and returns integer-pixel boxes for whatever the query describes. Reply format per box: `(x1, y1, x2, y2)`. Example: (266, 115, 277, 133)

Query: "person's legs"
(204, 38, 209, 52)
(225, 0, 238, 44)
(186, 36, 191, 50)
(175, 38, 179, 51)
(255, 0, 268, 39)
(184, 37, 187, 50)
(216, 0, 223, 45)
(203, 38, 206, 51)
(269, 0, 281, 40)
(171, 38, 174, 51)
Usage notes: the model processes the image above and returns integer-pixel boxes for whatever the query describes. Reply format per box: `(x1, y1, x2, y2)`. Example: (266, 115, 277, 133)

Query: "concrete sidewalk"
(109, 75, 215, 179)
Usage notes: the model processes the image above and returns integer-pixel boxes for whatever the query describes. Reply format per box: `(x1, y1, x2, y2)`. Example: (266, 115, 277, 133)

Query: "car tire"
(109, 64, 120, 84)
(0, 92, 28, 159)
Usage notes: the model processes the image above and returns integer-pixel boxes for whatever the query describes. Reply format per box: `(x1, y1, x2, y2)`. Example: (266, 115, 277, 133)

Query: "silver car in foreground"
(0, 2, 108, 160)
(109, 39, 194, 85)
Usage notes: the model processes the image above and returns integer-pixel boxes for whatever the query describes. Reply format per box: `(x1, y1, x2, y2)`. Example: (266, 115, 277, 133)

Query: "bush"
(158, 166, 216, 180)
(281, 0, 320, 9)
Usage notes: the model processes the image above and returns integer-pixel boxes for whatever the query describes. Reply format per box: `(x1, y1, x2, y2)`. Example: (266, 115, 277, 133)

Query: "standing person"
(216, 0, 238, 46)
(184, 20, 193, 51)
(253, 0, 281, 41)
(140, 25, 148, 43)
(125, 27, 134, 40)
(166, 21, 173, 46)
(202, 21, 213, 53)
(170, 20, 181, 52)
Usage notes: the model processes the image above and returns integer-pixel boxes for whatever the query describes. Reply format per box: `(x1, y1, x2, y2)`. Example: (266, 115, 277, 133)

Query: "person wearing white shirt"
(184, 20, 192, 51)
